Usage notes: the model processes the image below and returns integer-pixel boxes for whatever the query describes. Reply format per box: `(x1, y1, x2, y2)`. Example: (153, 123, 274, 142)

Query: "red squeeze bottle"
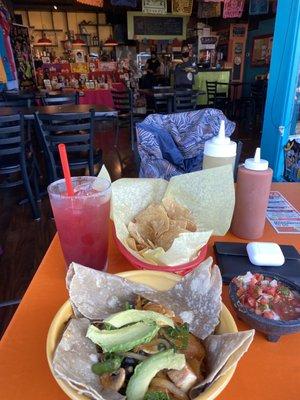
(231, 148, 273, 240)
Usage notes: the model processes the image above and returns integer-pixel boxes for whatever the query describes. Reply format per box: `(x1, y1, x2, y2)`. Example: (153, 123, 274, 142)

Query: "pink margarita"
(48, 176, 111, 271)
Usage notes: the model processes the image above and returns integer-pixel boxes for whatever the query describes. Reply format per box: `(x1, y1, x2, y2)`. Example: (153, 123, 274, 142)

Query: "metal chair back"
(35, 110, 96, 181)
(111, 89, 132, 114)
(206, 81, 217, 105)
(0, 113, 40, 218)
(41, 92, 79, 106)
(173, 90, 198, 112)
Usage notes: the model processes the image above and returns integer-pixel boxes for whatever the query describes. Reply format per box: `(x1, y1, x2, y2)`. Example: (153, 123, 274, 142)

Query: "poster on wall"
(223, 0, 245, 19)
(142, 0, 167, 14)
(198, 1, 221, 18)
(249, 0, 269, 15)
(173, 0, 193, 16)
(10, 24, 36, 90)
(251, 34, 273, 66)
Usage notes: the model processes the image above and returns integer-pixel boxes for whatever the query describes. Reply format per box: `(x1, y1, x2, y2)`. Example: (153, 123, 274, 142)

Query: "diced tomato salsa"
(233, 272, 300, 321)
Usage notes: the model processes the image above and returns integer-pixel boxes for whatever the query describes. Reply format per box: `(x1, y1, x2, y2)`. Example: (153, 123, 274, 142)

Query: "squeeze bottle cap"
(244, 148, 269, 171)
(203, 120, 237, 157)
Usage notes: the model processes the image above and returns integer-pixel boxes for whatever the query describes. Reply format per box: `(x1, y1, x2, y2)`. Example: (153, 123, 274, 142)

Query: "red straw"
(58, 143, 74, 196)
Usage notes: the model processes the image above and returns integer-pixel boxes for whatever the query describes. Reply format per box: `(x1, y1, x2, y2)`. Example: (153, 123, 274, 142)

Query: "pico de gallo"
(233, 272, 300, 321)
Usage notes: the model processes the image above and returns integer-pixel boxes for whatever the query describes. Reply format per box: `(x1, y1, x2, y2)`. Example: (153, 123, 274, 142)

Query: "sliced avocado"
(126, 349, 186, 400)
(86, 321, 160, 353)
(104, 309, 174, 329)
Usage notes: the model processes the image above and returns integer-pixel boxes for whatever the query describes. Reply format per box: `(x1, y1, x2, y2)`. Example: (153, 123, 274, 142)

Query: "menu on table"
(267, 191, 300, 234)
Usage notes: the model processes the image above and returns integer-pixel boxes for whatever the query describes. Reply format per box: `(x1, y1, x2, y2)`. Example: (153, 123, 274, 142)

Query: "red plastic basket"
(113, 227, 208, 276)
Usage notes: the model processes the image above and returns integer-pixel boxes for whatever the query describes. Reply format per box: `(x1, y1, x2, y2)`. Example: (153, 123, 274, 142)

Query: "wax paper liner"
(109, 164, 234, 266)
(53, 259, 254, 399)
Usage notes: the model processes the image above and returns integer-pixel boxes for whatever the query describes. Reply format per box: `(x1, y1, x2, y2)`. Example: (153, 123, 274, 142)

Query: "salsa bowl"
(229, 273, 300, 342)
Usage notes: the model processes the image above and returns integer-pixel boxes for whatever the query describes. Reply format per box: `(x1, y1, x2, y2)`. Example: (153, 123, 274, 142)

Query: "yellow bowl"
(47, 270, 237, 400)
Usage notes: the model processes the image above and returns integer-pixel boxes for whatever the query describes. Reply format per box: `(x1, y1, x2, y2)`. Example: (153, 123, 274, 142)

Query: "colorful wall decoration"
(111, 0, 137, 5)
(223, 0, 245, 19)
(142, 0, 167, 14)
(251, 34, 273, 66)
(249, 0, 269, 15)
(198, 1, 221, 18)
(172, 0, 193, 16)
(10, 24, 36, 90)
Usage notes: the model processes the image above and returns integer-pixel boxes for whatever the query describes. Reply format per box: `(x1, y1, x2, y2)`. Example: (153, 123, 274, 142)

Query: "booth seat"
(136, 109, 235, 180)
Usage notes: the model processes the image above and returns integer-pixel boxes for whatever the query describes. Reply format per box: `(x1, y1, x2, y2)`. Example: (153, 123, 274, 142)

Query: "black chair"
(173, 90, 198, 113)
(151, 86, 172, 114)
(0, 113, 40, 219)
(34, 110, 102, 182)
(206, 81, 231, 115)
(41, 91, 79, 106)
(0, 99, 32, 107)
(3, 91, 34, 107)
(206, 81, 218, 105)
(112, 88, 144, 150)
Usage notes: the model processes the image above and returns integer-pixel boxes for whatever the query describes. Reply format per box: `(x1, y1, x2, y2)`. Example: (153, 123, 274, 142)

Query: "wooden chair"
(0, 113, 40, 219)
(41, 91, 79, 106)
(173, 90, 198, 113)
(34, 110, 101, 182)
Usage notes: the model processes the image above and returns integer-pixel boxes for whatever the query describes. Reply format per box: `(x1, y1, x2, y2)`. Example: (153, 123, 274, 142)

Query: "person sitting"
(174, 46, 198, 89)
(145, 51, 161, 76)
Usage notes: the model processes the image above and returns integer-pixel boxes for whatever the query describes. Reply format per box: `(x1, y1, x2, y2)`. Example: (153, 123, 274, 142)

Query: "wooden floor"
(0, 118, 259, 338)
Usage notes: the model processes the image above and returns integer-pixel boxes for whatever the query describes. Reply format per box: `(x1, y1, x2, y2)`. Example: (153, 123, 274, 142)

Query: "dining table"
(0, 182, 299, 400)
(0, 104, 118, 120)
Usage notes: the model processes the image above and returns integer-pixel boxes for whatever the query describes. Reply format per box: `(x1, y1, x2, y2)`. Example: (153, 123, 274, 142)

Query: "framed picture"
(251, 34, 273, 67)
(74, 49, 85, 63)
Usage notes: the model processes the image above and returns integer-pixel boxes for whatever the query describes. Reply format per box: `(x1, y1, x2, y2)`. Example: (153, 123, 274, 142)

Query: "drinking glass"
(48, 176, 111, 270)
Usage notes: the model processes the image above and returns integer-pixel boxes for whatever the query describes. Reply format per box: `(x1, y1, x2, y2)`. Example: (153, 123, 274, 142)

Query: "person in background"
(174, 45, 197, 89)
(145, 51, 161, 76)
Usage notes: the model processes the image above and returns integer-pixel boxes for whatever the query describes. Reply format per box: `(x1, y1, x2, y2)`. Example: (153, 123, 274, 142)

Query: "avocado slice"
(86, 321, 160, 353)
(126, 349, 186, 400)
(104, 309, 174, 329)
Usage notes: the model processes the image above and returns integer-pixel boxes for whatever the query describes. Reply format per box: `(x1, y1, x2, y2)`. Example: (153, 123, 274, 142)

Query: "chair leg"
(20, 159, 40, 220)
(130, 119, 135, 152)
(114, 117, 120, 148)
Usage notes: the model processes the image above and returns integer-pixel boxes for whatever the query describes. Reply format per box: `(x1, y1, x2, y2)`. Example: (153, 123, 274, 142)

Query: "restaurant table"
(0, 183, 299, 400)
(79, 84, 125, 108)
(0, 104, 118, 120)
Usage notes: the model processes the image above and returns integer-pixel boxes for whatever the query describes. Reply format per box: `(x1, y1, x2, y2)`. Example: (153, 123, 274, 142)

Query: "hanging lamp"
(37, 12, 52, 46)
(37, 34, 53, 46)
(104, 36, 118, 47)
(72, 13, 86, 46)
(72, 35, 86, 46)
(75, 0, 104, 6)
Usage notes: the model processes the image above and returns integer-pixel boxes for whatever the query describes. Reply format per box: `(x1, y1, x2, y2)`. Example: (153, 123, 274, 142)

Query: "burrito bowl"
(47, 267, 252, 400)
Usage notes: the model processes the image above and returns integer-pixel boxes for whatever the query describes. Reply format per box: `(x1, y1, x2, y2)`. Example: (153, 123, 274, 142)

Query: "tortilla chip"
(156, 220, 188, 251)
(162, 197, 193, 222)
(135, 203, 170, 238)
(127, 221, 151, 247)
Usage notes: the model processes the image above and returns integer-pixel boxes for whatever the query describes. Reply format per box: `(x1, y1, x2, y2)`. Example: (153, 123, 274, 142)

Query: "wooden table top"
(0, 183, 299, 399)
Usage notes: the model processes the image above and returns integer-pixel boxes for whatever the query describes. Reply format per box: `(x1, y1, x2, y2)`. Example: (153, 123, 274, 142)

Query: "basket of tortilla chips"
(109, 165, 235, 274)
(47, 258, 254, 400)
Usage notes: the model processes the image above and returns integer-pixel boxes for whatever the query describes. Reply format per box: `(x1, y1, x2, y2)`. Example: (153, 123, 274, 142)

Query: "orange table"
(0, 183, 299, 400)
